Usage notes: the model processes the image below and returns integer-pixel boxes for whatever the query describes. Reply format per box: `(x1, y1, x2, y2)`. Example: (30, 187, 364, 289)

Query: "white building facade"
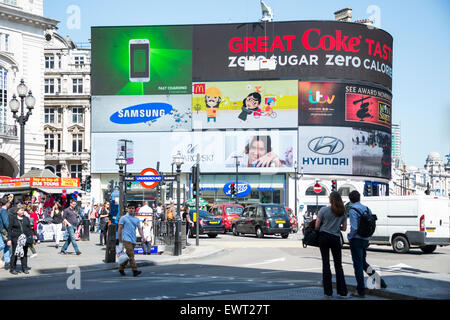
(0, 0, 58, 177)
(43, 32, 91, 203)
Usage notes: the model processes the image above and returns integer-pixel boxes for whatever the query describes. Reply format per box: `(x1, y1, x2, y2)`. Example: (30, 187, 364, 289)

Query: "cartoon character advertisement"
(192, 80, 298, 129)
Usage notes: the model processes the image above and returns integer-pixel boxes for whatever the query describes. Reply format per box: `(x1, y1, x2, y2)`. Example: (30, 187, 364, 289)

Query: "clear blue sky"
(44, 0, 450, 168)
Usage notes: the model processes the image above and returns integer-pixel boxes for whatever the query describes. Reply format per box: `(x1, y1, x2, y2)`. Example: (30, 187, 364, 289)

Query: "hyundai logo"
(308, 136, 344, 155)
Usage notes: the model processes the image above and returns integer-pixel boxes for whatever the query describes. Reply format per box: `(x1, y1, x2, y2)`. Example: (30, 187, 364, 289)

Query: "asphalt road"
(0, 232, 449, 301)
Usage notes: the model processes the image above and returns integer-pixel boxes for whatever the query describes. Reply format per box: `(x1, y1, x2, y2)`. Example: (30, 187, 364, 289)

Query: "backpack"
(353, 206, 377, 237)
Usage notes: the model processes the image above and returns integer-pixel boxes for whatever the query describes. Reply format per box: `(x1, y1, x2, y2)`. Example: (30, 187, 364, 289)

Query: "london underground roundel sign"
(313, 183, 322, 194)
(138, 168, 161, 189)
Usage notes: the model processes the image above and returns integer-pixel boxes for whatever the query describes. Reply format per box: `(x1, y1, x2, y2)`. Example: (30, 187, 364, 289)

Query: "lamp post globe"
(25, 91, 35, 110)
(17, 79, 28, 97)
(8, 95, 20, 113)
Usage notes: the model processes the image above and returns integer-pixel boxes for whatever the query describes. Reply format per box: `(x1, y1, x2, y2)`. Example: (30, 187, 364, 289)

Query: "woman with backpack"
(315, 191, 348, 298)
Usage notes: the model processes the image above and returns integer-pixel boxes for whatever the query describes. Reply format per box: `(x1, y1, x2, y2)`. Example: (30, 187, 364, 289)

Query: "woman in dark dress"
(99, 202, 110, 246)
(7, 204, 33, 275)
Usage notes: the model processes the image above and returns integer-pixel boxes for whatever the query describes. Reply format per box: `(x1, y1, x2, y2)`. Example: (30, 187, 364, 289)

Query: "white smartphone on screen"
(129, 39, 150, 82)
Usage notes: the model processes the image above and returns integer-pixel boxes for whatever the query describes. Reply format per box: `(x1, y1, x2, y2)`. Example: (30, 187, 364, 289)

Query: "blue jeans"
(61, 225, 80, 253)
(349, 238, 386, 295)
(0, 236, 10, 263)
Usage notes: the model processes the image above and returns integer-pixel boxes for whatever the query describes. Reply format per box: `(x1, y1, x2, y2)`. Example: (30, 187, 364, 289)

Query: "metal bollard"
(81, 219, 90, 241)
(174, 220, 182, 256)
(105, 223, 117, 263)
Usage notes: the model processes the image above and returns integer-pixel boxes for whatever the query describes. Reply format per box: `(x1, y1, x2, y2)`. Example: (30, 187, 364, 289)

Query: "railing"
(153, 220, 187, 254)
(0, 124, 17, 138)
(45, 151, 90, 161)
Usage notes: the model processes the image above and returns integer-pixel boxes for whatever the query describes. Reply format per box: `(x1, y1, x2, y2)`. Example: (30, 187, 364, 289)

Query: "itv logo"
(308, 90, 335, 104)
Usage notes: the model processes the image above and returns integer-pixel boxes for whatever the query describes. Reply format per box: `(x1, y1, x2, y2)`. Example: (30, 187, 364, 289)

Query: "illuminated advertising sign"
(91, 26, 192, 96)
(298, 126, 391, 179)
(92, 95, 191, 132)
(91, 130, 297, 174)
(192, 80, 298, 129)
(193, 21, 393, 90)
(299, 82, 392, 131)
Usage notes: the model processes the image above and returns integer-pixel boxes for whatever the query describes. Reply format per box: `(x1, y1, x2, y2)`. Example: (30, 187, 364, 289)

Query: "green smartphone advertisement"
(91, 25, 192, 95)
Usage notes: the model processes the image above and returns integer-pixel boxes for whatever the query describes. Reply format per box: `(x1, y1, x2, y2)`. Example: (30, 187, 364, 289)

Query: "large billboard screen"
(91, 26, 192, 96)
(298, 126, 391, 179)
(91, 95, 192, 132)
(193, 21, 393, 90)
(299, 82, 392, 130)
(192, 80, 298, 129)
(91, 130, 297, 173)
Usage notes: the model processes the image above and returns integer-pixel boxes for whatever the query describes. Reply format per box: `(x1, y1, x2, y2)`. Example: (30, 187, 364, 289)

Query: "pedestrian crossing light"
(86, 175, 91, 192)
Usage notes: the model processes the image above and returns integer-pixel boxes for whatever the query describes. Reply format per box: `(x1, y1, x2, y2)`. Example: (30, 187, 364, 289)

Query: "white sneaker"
(30, 253, 37, 259)
(0, 260, 4, 268)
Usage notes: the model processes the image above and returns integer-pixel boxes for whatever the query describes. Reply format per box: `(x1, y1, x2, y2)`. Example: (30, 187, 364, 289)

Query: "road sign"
(123, 176, 136, 182)
(139, 168, 160, 189)
(163, 175, 177, 182)
(313, 183, 322, 194)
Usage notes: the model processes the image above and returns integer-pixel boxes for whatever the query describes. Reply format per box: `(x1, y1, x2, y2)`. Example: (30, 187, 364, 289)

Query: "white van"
(342, 195, 450, 254)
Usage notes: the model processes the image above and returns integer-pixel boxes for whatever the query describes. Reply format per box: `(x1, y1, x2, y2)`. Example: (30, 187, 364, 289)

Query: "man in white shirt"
(139, 201, 153, 216)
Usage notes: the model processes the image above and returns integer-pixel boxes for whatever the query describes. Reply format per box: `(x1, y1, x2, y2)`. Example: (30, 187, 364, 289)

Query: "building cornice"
(0, 3, 59, 30)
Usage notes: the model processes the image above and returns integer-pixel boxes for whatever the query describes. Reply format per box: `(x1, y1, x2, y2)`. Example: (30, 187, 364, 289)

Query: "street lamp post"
(115, 154, 127, 217)
(173, 151, 184, 256)
(9, 79, 36, 176)
(293, 162, 304, 223)
(232, 155, 242, 203)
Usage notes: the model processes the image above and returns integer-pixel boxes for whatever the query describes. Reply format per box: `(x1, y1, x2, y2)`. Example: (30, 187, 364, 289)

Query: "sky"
(43, 0, 450, 169)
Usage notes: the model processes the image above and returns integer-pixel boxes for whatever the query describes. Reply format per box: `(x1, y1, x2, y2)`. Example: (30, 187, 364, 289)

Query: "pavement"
(0, 232, 448, 300)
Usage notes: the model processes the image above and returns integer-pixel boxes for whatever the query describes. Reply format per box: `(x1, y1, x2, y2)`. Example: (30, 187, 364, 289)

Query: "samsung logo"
(110, 102, 173, 124)
(308, 136, 344, 155)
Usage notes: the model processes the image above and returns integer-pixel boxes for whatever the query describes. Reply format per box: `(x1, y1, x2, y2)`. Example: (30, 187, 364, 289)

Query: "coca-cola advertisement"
(193, 21, 393, 90)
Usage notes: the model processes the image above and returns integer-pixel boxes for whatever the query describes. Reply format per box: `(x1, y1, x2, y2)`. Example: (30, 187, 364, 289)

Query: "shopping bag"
(116, 243, 129, 265)
(302, 227, 319, 247)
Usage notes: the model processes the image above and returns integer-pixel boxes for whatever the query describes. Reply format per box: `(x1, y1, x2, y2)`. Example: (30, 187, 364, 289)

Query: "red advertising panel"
(345, 84, 392, 129)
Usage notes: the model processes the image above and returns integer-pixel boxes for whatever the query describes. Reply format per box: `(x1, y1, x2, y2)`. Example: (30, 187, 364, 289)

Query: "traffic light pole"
(195, 154, 200, 246)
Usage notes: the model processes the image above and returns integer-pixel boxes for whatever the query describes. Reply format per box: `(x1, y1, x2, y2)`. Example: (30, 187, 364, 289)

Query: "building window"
(72, 133, 83, 152)
(72, 107, 83, 124)
(0, 66, 7, 126)
(74, 56, 84, 66)
(72, 78, 83, 94)
(70, 164, 82, 179)
(44, 108, 54, 123)
(45, 55, 55, 69)
(45, 133, 61, 152)
(4, 34, 9, 51)
(57, 107, 62, 123)
(57, 78, 61, 94)
(57, 54, 62, 69)
(45, 79, 55, 94)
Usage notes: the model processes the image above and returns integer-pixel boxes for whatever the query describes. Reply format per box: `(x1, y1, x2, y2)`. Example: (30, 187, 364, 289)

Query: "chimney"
(334, 8, 352, 22)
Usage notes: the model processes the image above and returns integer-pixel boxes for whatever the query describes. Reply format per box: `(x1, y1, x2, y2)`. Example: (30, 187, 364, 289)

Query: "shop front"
(196, 174, 286, 206)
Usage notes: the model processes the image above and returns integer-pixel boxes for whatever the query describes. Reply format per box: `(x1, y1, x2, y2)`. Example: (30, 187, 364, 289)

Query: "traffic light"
(192, 165, 198, 198)
(85, 175, 91, 192)
(230, 183, 236, 197)
(107, 180, 114, 194)
(81, 180, 86, 191)
(331, 180, 337, 192)
(364, 183, 369, 197)
(364, 182, 373, 197)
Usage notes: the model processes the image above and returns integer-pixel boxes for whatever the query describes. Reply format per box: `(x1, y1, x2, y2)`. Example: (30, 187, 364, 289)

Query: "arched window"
(338, 184, 357, 197)
(0, 66, 7, 126)
(305, 185, 329, 196)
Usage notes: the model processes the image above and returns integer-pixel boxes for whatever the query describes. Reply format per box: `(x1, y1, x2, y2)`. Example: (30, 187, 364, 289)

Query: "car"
(210, 204, 244, 232)
(188, 210, 225, 238)
(232, 204, 292, 239)
(285, 207, 299, 233)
